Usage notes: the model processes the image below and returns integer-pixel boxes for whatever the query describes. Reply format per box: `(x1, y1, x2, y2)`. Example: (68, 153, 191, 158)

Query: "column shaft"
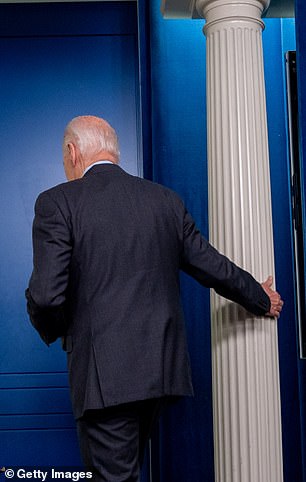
(196, 1, 283, 481)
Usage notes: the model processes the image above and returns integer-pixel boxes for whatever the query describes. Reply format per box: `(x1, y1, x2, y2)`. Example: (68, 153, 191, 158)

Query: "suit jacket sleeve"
(26, 190, 72, 345)
(177, 200, 270, 316)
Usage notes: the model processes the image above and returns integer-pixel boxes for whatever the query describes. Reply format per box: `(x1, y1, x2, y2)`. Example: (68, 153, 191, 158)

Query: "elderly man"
(26, 115, 283, 482)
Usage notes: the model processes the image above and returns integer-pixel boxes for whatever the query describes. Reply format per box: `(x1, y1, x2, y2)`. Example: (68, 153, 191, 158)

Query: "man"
(26, 115, 283, 481)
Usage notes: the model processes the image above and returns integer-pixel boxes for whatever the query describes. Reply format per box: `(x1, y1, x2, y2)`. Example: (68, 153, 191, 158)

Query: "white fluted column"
(196, 0, 283, 481)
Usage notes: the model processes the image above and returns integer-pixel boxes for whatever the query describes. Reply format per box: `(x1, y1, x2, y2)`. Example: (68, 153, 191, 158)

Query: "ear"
(67, 142, 77, 166)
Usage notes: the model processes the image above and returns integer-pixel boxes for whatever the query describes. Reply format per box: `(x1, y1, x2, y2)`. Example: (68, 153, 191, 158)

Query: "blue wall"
(148, 5, 214, 481)
(294, 1, 306, 479)
(0, 1, 144, 473)
(263, 18, 296, 274)
(147, 3, 302, 480)
(263, 18, 304, 482)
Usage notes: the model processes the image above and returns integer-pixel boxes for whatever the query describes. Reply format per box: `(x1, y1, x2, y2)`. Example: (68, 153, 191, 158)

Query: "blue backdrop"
(0, 1, 144, 474)
(147, 7, 214, 482)
(294, 0, 306, 479)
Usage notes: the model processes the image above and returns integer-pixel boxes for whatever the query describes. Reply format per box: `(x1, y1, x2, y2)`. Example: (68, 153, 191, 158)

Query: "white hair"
(63, 115, 120, 160)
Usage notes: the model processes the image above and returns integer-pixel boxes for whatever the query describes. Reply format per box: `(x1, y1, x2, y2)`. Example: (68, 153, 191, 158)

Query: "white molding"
(161, 0, 294, 18)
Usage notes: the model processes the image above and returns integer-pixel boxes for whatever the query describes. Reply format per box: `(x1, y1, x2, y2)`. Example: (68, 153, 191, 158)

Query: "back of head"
(63, 115, 120, 162)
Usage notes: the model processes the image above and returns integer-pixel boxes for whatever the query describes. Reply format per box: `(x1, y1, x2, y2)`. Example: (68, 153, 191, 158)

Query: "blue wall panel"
(0, 1, 143, 472)
(148, 4, 214, 481)
(2, 430, 81, 466)
(294, 1, 306, 480)
(263, 18, 303, 482)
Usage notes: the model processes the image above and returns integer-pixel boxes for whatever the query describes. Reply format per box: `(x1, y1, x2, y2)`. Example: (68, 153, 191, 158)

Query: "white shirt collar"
(83, 160, 114, 177)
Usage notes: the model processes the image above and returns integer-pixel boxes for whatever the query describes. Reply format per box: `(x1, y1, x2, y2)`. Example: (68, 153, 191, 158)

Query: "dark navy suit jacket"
(26, 164, 270, 419)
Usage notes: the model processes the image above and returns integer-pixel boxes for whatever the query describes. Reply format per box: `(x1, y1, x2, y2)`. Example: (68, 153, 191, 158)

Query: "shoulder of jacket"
(35, 181, 76, 217)
(37, 177, 84, 202)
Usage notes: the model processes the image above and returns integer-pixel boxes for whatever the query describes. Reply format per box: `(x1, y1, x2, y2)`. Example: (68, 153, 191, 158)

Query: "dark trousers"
(77, 398, 166, 482)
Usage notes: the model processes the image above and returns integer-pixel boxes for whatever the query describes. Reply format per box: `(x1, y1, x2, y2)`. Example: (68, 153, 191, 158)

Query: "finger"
(263, 275, 273, 288)
(276, 299, 284, 309)
(268, 305, 279, 317)
(271, 309, 280, 318)
(271, 291, 282, 302)
(273, 304, 283, 317)
(270, 294, 280, 303)
(267, 275, 273, 287)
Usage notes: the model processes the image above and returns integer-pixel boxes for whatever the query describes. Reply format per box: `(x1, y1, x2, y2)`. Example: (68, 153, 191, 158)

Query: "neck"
(82, 159, 118, 177)
(84, 152, 118, 171)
